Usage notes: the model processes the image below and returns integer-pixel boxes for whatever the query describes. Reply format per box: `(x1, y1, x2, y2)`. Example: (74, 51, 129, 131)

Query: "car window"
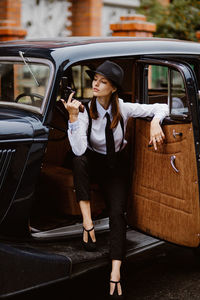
(71, 65, 93, 99)
(0, 59, 53, 114)
(147, 64, 189, 118)
(148, 65, 168, 104)
(170, 69, 188, 116)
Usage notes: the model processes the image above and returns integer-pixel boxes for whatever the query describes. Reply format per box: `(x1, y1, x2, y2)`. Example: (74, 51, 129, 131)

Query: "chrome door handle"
(173, 129, 183, 138)
(170, 155, 179, 173)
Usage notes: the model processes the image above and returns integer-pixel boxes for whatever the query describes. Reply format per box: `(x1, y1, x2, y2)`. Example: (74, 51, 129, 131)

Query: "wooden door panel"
(128, 119, 200, 247)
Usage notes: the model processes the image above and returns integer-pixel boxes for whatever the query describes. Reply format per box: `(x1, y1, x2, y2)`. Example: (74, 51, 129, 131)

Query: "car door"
(128, 58, 200, 248)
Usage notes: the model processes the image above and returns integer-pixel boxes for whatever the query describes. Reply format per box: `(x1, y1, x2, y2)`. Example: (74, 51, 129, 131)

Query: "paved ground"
(11, 242, 200, 299)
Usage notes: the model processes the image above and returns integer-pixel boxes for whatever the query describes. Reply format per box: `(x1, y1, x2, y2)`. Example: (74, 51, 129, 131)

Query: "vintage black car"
(1, 36, 200, 298)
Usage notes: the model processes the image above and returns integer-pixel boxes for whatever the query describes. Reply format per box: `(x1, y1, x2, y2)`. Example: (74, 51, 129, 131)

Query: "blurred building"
(0, 0, 140, 41)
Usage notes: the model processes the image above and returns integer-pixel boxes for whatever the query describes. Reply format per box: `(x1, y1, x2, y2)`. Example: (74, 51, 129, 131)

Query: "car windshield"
(0, 58, 53, 114)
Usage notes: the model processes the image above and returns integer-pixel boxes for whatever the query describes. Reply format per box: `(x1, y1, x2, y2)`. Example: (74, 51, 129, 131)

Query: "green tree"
(137, 0, 200, 41)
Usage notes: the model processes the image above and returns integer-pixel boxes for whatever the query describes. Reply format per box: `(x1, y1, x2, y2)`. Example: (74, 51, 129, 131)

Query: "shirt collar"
(96, 99, 112, 118)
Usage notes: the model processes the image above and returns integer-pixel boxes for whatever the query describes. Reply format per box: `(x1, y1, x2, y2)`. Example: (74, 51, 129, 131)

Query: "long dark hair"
(89, 91, 121, 129)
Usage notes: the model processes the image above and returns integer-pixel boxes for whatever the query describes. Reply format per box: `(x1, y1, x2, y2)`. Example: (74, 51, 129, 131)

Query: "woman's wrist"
(151, 117, 160, 124)
(69, 114, 78, 123)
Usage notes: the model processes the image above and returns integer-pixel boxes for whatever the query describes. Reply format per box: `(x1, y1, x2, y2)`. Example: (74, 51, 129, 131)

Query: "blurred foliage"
(137, 0, 200, 41)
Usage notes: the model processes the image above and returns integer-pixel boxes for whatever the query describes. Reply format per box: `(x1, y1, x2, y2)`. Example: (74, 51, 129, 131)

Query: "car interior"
(30, 58, 135, 232)
(29, 58, 196, 247)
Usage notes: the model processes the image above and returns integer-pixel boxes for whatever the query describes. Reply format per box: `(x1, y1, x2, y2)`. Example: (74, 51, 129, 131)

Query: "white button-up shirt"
(68, 98, 169, 156)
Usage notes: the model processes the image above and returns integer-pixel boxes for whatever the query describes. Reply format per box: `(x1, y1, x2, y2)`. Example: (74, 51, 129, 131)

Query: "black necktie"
(105, 112, 115, 167)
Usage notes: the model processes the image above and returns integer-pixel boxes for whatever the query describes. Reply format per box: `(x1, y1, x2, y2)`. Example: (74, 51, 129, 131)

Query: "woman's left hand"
(149, 118, 165, 151)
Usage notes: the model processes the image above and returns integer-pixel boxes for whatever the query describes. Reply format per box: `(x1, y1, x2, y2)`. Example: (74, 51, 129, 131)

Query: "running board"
(31, 217, 109, 240)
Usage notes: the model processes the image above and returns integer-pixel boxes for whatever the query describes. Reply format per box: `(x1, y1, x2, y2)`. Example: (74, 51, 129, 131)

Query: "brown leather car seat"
(39, 105, 105, 216)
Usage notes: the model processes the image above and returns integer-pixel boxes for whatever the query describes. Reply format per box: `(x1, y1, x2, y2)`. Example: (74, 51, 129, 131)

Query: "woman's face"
(92, 73, 116, 98)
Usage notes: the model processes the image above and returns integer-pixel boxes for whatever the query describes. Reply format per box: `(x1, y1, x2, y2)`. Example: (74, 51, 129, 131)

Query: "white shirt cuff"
(68, 120, 79, 132)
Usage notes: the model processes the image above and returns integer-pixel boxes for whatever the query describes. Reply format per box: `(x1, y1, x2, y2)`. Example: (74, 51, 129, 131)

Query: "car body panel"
(0, 241, 71, 298)
(0, 109, 49, 234)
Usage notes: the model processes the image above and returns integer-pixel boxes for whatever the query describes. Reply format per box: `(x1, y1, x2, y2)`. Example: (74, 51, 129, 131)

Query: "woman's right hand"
(61, 92, 82, 123)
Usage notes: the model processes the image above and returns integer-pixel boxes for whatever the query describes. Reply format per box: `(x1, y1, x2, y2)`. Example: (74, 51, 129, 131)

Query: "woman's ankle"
(82, 221, 96, 243)
(110, 260, 122, 282)
(83, 220, 94, 230)
(110, 271, 120, 282)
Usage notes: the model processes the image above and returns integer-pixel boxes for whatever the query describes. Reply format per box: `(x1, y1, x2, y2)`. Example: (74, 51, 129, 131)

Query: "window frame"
(136, 58, 192, 121)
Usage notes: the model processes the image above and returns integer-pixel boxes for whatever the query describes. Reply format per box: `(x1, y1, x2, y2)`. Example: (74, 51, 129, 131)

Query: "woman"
(61, 60, 168, 299)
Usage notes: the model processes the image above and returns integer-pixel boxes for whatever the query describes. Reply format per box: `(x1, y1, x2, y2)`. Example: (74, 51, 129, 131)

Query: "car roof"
(0, 36, 198, 48)
(0, 37, 200, 66)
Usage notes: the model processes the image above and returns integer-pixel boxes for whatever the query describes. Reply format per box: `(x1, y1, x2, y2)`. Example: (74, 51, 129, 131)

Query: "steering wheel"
(15, 93, 44, 104)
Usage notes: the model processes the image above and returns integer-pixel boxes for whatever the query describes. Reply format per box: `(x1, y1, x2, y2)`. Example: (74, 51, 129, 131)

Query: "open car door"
(128, 59, 200, 248)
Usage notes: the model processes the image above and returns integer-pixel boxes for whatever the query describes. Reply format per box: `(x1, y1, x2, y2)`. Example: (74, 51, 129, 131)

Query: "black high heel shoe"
(109, 280, 124, 299)
(82, 226, 97, 252)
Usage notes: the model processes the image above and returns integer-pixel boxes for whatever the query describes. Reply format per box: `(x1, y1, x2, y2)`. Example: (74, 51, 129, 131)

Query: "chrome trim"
(31, 217, 109, 240)
(170, 155, 179, 173)
(173, 129, 183, 138)
(19, 51, 40, 86)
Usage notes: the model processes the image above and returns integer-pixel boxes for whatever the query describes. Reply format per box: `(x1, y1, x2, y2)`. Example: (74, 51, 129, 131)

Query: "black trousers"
(72, 148, 129, 260)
